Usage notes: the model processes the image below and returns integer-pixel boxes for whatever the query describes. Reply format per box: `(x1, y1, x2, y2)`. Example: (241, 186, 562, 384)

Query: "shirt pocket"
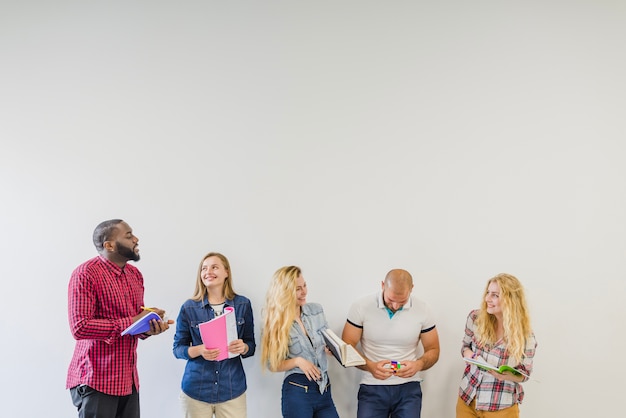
(288, 328, 304, 356)
(190, 320, 204, 343)
(236, 316, 246, 336)
(288, 339, 304, 356)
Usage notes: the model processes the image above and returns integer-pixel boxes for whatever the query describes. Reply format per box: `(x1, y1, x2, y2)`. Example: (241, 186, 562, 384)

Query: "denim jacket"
(173, 294, 255, 403)
(284, 303, 330, 394)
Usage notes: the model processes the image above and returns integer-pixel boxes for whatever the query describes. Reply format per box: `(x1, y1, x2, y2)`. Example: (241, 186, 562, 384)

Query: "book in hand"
(198, 306, 239, 361)
(121, 312, 162, 336)
(321, 328, 366, 367)
(464, 357, 530, 378)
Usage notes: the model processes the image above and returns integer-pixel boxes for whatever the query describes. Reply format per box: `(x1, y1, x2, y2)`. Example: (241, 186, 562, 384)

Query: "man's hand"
(368, 359, 396, 380)
(141, 307, 174, 336)
(145, 317, 173, 335)
(392, 359, 420, 378)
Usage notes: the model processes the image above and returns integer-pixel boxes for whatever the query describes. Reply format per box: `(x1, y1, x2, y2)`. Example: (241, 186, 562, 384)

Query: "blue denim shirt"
(172, 294, 256, 403)
(284, 303, 330, 394)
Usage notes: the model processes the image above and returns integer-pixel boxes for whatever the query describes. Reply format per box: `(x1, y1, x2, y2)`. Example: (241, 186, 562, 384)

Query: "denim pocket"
(236, 316, 245, 332)
(287, 380, 309, 393)
(190, 320, 204, 341)
(287, 339, 303, 355)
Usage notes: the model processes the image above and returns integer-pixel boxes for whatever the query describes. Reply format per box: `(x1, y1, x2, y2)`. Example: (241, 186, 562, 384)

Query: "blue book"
(121, 312, 161, 336)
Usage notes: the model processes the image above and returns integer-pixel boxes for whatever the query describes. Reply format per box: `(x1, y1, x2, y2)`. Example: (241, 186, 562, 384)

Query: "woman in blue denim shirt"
(173, 252, 255, 418)
(261, 266, 339, 418)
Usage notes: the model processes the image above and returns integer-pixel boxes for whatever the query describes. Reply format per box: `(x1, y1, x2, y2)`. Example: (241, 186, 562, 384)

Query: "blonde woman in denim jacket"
(261, 266, 339, 418)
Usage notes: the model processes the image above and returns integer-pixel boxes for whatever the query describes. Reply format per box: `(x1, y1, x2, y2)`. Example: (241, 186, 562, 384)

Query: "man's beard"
(116, 241, 140, 261)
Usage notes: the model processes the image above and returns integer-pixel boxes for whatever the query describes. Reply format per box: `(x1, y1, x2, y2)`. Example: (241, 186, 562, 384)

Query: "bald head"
(384, 269, 413, 292)
(381, 269, 414, 313)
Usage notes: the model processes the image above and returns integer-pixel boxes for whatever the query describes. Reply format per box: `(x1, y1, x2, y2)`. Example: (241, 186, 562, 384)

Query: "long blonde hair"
(475, 273, 533, 363)
(190, 252, 236, 301)
(261, 266, 300, 372)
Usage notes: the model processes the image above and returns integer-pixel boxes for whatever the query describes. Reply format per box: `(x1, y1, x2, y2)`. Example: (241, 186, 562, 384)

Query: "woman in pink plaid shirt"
(456, 273, 537, 418)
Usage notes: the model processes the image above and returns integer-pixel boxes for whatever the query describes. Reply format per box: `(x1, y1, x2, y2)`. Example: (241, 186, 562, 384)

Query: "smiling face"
(485, 280, 503, 317)
(109, 221, 140, 262)
(201, 256, 229, 290)
(295, 274, 307, 307)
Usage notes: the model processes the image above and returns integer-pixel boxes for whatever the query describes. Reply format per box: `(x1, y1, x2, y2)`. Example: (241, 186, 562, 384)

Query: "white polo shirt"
(346, 291, 436, 386)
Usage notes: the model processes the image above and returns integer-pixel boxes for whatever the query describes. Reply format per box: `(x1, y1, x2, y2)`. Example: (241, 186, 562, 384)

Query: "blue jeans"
(357, 382, 423, 418)
(281, 373, 339, 418)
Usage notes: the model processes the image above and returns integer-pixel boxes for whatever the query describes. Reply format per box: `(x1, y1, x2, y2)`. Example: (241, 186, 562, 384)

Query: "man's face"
(382, 285, 411, 313)
(111, 222, 140, 261)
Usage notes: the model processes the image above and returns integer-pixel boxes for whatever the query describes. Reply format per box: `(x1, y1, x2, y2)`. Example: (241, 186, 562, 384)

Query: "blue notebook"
(121, 312, 161, 336)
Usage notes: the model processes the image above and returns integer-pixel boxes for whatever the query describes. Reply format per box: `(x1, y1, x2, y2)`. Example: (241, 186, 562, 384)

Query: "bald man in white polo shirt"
(342, 269, 440, 418)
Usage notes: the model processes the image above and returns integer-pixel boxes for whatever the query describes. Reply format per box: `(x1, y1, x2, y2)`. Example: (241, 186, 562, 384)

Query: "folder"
(199, 306, 239, 361)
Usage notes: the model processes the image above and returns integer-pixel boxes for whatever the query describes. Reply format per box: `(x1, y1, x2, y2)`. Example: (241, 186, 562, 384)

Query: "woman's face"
(201, 256, 228, 290)
(295, 274, 308, 307)
(485, 281, 503, 317)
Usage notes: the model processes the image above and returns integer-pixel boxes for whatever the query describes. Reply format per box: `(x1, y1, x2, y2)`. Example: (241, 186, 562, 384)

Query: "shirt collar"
(300, 303, 313, 316)
(98, 254, 124, 275)
(201, 295, 233, 308)
(377, 291, 413, 318)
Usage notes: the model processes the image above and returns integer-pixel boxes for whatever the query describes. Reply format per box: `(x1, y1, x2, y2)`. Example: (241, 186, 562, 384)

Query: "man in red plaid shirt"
(66, 219, 172, 418)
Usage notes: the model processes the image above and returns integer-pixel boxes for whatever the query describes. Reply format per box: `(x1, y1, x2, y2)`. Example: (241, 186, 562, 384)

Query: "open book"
(322, 328, 365, 367)
(121, 312, 161, 336)
(464, 357, 530, 378)
(198, 306, 239, 361)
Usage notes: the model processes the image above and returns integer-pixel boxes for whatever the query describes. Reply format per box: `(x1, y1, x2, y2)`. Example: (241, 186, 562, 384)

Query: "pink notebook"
(198, 306, 238, 361)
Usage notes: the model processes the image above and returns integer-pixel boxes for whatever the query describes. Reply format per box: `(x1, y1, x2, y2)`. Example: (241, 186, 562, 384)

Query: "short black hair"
(92, 219, 124, 252)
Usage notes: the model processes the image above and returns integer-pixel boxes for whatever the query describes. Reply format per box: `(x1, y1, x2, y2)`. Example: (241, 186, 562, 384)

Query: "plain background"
(1, 1, 624, 417)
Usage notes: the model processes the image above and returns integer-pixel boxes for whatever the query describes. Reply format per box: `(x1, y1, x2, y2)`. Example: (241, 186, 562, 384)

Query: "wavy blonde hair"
(475, 273, 533, 363)
(190, 252, 236, 302)
(261, 266, 300, 372)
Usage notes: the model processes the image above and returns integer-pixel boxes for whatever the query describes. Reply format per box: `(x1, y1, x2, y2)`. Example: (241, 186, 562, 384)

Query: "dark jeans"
(357, 381, 423, 418)
(70, 385, 140, 418)
(281, 373, 339, 418)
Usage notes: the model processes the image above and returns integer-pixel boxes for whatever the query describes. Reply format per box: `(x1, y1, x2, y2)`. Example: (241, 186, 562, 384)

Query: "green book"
(464, 357, 530, 378)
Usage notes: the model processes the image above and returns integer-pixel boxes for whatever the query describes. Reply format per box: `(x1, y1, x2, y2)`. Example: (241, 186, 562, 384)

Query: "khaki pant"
(456, 396, 519, 418)
(180, 391, 247, 418)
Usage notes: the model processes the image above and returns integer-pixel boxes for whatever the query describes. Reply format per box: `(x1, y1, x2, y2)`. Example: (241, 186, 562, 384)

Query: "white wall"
(1, 1, 624, 417)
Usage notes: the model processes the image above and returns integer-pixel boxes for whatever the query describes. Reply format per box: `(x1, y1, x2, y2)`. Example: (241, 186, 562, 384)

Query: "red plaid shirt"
(458, 310, 537, 411)
(66, 255, 147, 396)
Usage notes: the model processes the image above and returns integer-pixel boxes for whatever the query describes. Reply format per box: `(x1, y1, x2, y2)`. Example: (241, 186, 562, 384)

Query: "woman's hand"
(228, 339, 248, 355)
(188, 344, 220, 361)
(295, 357, 321, 381)
(488, 370, 524, 383)
(200, 348, 221, 361)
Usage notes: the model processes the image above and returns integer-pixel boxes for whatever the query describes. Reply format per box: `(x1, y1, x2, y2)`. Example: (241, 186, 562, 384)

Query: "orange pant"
(456, 396, 520, 418)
